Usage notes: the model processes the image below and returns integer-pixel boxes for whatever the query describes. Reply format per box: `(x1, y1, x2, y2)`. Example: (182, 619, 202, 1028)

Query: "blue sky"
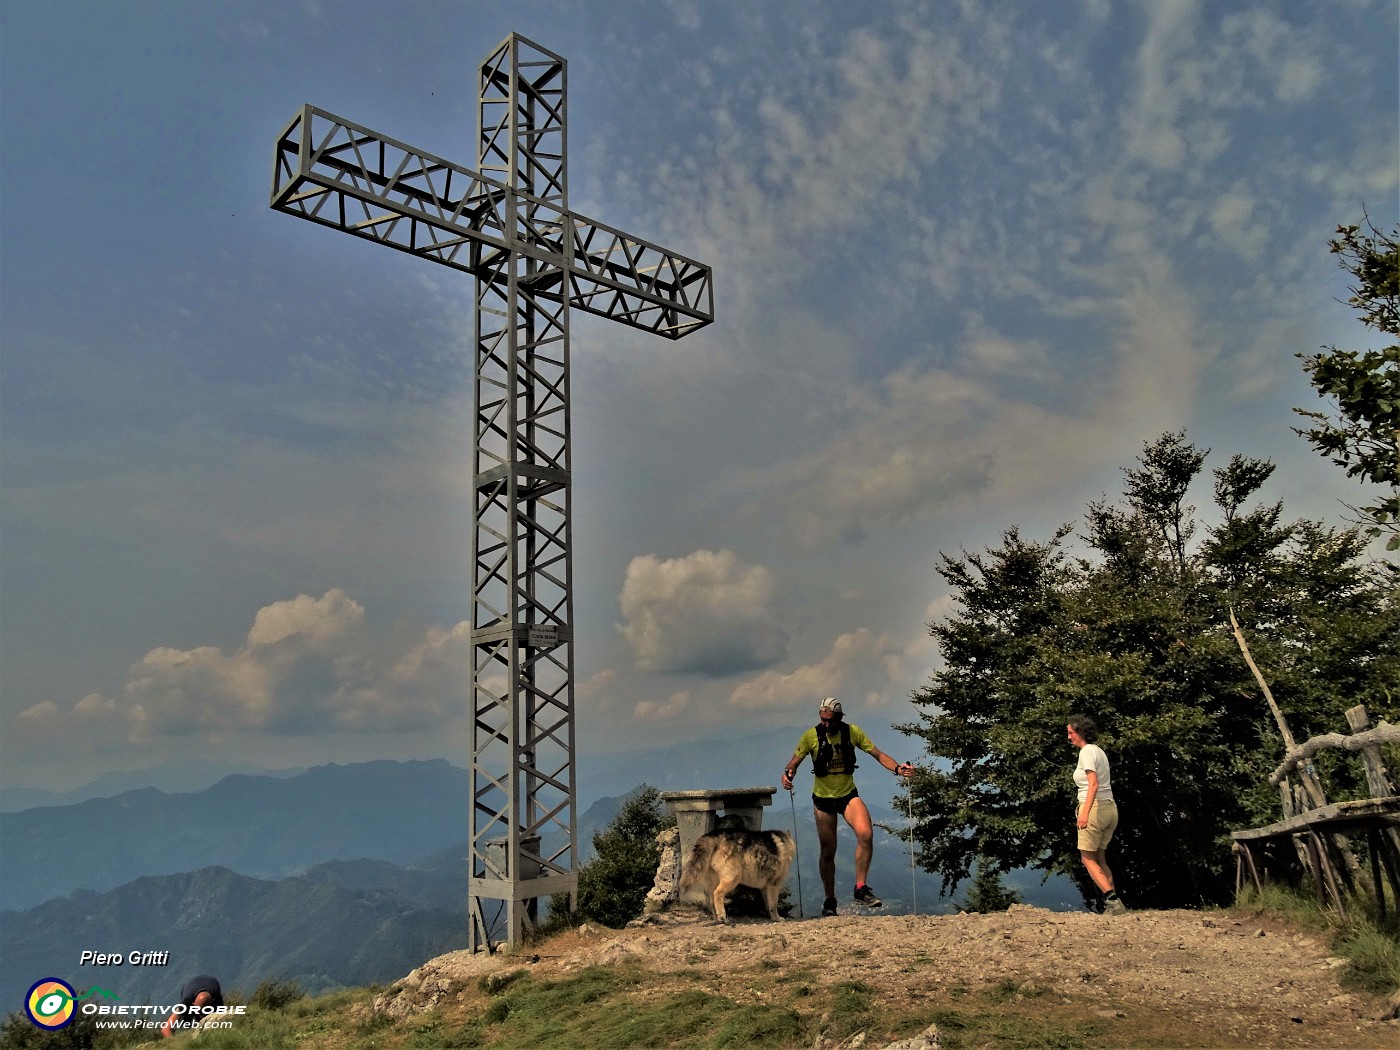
(2, 0, 1396, 794)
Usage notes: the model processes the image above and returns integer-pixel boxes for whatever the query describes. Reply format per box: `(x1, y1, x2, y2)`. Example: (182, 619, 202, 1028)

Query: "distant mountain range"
(1, 861, 468, 1003)
(0, 760, 307, 812)
(0, 759, 470, 912)
(0, 788, 645, 1006)
(1, 738, 1081, 1009)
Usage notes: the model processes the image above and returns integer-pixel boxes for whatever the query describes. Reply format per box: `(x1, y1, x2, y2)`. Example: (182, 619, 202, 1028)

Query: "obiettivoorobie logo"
(23, 980, 120, 1031)
(25, 978, 77, 1031)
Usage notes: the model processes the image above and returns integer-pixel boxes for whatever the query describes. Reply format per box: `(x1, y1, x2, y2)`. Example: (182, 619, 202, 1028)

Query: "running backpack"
(812, 722, 858, 776)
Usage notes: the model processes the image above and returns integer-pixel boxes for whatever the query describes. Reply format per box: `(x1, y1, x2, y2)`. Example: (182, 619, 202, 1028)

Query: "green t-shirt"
(793, 722, 875, 799)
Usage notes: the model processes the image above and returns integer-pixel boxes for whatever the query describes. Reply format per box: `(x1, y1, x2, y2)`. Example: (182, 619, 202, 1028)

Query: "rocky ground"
(372, 903, 1399, 1049)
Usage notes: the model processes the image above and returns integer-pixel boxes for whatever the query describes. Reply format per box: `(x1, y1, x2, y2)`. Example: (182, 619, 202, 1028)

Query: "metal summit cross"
(270, 33, 713, 951)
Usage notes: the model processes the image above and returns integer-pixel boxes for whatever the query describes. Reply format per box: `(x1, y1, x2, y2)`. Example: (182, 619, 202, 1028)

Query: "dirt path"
(375, 905, 1398, 1048)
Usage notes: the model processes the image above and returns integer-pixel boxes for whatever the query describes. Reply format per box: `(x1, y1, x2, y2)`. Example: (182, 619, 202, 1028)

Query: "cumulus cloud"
(617, 549, 788, 675)
(327, 620, 472, 731)
(247, 588, 365, 648)
(635, 690, 691, 722)
(728, 627, 920, 715)
(14, 590, 474, 746)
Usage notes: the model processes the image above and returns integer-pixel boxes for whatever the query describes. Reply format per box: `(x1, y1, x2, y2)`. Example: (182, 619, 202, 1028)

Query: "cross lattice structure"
(270, 33, 713, 951)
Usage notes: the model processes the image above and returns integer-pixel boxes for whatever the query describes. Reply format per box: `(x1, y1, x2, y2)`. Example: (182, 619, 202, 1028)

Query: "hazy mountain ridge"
(0, 753, 1078, 1011)
(0, 761, 308, 812)
(2, 739, 1077, 915)
(0, 759, 469, 911)
(1, 861, 468, 1003)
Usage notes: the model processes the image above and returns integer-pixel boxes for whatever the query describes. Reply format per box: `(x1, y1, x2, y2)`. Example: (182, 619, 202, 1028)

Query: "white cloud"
(617, 549, 787, 675)
(734, 366, 996, 544)
(640, 11, 1005, 321)
(16, 699, 62, 729)
(246, 589, 364, 648)
(728, 627, 914, 715)
(1224, 8, 1323, 104)
(635, 690, 691, 722)
(665, 0, 702, 32)
(11, 591, 474, 747)
(1123, 0, 1201, 170)
(328, 620, 472, 731)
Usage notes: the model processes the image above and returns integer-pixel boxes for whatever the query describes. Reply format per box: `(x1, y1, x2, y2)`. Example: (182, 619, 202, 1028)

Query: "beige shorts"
(1077, 799, 1119, 852)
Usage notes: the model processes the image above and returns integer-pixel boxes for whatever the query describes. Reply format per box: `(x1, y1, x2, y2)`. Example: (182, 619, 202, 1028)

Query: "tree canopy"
(897, 432, 1400, 910)
(572, 785, 673, 928)
(1295, 221, 1400, 549)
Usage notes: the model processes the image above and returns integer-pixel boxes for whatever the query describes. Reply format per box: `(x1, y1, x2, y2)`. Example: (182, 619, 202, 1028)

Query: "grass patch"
(479, 969, 530, 995)
(177, 986, 376, 1049)
(981, 978, 1053, 1004)
(894, 1002, 1103, 1050)
(249, 977, 306, 1011)
(473, 966, 806, 1049)
(917, 1004, 1102, 1050)
(1336, 923, 1400, 994)
(821, 980, 873, 1040)
(404, 1011, 487, 1048)
(1234, 882, 1400, 995)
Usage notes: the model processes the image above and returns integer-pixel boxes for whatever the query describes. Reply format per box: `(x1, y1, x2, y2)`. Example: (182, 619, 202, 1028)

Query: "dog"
(678, 827, 796, 924)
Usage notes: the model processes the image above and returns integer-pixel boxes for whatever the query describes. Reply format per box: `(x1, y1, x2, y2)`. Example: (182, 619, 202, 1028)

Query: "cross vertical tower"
(270, 33, 713, 952)
(468, 36, 574, 954)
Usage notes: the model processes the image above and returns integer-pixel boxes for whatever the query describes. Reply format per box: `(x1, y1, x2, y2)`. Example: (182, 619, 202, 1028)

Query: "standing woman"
(1067, 714, 1127, 914)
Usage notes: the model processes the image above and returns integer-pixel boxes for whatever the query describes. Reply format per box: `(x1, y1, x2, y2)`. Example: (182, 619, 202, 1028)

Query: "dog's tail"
(677, 836, 717, 899)
(773, 829, 797, 869)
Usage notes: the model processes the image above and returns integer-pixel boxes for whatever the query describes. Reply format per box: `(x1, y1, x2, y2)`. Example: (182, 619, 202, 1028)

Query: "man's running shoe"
(821, 897, 838, 916)
(1104, 897, 1128, 915)
(853, 884, 882, 908)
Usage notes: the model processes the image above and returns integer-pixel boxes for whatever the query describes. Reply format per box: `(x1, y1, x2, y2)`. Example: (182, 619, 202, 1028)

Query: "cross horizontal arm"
(271, 105, 713, 338)
(566, 213, 713, 337)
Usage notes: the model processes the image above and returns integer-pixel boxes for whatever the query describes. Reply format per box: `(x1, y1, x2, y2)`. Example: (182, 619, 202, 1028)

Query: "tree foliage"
(899, 432, 1400, 910)
(1295, 221, 1400, 548)
(573, 785, 674, 929)
(956, 858, 1021, 914)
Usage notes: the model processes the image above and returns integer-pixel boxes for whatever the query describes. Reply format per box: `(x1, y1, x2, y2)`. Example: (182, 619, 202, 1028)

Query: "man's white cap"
(819, 698, 843, 715)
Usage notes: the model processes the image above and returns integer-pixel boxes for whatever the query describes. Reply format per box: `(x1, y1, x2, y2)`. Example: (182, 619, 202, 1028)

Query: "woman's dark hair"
(1068, 714, 1099, 743)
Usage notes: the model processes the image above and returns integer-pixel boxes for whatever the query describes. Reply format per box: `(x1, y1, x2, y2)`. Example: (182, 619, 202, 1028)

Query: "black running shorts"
(812, 790, 859, 815)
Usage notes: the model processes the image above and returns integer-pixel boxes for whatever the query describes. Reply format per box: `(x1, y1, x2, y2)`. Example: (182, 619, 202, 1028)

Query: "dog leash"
(787, 785, 804, 918)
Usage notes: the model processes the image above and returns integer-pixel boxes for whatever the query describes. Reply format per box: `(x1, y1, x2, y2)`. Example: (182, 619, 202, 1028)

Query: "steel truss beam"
(271, 115, 713, 338)
(270, 32, 712, 952)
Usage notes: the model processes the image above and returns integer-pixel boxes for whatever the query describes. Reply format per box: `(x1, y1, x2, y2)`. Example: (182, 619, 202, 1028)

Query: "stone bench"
(659, 787, 779, 863)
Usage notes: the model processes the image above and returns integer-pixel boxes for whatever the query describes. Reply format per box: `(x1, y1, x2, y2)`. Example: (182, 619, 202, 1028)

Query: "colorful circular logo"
(25, 978, 76, 1030)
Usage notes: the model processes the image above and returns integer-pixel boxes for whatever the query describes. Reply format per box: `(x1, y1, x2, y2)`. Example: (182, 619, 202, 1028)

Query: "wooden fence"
(1232, 704, 1400, 918)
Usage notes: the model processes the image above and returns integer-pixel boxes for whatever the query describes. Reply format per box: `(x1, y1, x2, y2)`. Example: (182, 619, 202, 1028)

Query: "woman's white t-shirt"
(1073, 743, 1114, 802)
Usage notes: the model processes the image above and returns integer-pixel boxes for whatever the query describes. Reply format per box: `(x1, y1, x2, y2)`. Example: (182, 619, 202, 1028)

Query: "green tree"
(956, 858, 1021, 913)
(1295, 221, 1400, 549)
(573, 786, 674, 928)
(899, 433, 1400, 910)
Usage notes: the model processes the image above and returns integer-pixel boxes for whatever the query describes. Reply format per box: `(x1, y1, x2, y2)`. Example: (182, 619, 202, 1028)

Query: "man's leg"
(843, 797, 875, 886)
(814, 806, 839, 900)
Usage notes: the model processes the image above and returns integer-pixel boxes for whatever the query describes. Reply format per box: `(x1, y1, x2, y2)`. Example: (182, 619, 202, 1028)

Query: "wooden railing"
(1232, 704, 1400, 917)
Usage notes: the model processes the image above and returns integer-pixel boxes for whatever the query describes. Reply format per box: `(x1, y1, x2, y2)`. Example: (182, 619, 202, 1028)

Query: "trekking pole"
(788, 785, 805, 918)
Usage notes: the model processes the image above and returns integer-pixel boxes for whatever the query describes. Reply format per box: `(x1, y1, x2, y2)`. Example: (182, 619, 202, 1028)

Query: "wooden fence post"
(1346, 705, 1396, 798)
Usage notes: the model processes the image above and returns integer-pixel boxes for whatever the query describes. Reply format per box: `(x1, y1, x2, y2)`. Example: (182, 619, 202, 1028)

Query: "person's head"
(1066, 714, 1099, 746)
(818, 698, 843, 725)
